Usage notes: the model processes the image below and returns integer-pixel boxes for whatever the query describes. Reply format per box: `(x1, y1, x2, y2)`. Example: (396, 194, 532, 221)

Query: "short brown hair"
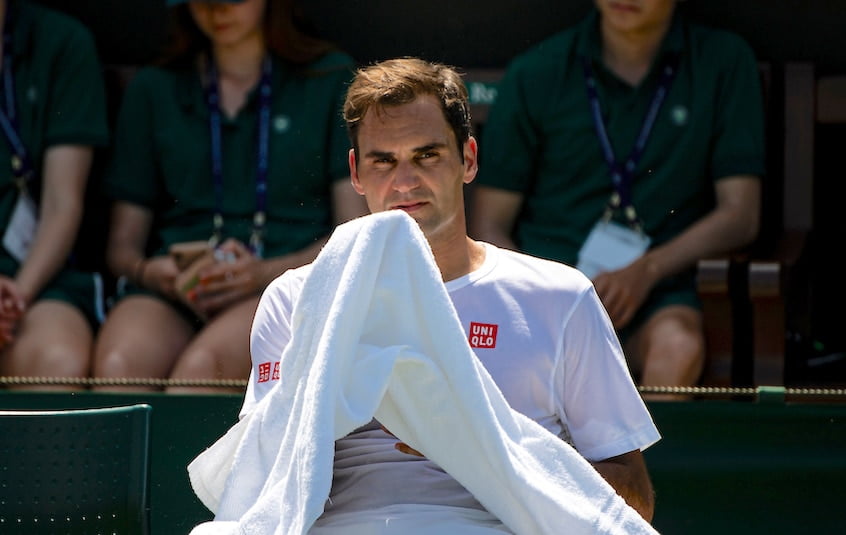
(343, 57, 472, 158)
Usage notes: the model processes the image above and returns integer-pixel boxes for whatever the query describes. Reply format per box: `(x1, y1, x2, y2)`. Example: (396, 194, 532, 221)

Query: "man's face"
(349, 95, 478, 242)
(594, 0, 676, 36)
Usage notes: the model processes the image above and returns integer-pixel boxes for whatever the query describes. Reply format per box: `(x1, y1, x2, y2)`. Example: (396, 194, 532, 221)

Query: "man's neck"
(600, 19, 670, 86)
(430, 234, 486, 283)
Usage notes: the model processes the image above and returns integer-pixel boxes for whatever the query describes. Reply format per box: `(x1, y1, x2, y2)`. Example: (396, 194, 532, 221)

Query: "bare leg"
(166, 295, 260, 394)
(626, 305, 705, 401)
(0, 300, 93, 391)
(92, 295, 195, 392)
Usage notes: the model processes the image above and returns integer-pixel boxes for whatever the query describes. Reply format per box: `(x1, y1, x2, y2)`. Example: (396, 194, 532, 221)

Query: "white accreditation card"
(2, 190, 37, 262)
(576, 220, 651, 280)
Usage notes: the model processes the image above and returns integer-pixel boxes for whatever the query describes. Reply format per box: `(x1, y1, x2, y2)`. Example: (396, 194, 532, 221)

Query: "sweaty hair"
(343, 57, 472, 159)
(159, 0, 333, 68)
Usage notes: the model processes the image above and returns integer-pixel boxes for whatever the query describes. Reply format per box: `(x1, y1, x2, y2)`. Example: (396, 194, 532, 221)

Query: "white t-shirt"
(243, 242, 660, 516)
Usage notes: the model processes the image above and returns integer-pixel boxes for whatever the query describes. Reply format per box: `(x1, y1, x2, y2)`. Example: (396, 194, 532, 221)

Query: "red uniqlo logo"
(258, 362, 271, 383)
(257, 361, 281, 383)
(469, 322, 498, 348)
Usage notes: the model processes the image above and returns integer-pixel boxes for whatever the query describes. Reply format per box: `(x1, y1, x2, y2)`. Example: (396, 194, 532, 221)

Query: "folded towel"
(187, 210, 659, 535)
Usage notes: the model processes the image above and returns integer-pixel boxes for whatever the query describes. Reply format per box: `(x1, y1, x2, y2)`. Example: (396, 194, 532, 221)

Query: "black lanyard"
(0, 4, 32, 187)
(204, 54, 272, 258)
(581, 53, 678, 228)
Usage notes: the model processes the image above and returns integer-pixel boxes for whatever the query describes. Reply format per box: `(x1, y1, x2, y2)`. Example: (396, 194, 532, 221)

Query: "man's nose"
(392, 161, 421, 192)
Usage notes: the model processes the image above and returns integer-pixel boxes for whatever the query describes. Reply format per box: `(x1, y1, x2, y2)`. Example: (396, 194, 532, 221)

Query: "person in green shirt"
(470, 0, 764, 398)
(92, 0, 367, 393)
(0, 0, 109, 390)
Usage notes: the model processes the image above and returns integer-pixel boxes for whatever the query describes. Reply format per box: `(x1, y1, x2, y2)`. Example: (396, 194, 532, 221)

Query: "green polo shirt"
(105, 51, 355, 258)
(0, 1, 109, 326)
(480, 8, 765, 264)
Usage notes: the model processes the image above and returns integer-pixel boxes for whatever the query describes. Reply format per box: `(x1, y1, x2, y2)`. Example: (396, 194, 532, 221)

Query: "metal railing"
(2, 376, 846, 401)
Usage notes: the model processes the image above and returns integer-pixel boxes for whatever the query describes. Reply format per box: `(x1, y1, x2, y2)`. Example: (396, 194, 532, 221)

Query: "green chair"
(0, 404, 152, 535)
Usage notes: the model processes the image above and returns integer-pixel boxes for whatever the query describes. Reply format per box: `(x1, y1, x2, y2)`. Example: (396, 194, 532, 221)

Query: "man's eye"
(418, 152, 438, 160)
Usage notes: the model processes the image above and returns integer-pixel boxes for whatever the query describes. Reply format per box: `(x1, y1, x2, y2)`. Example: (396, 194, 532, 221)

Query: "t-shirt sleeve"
(240, 272, 298, 419)
(103, 70, 160, 207)
(556, 284, 661, 461)
(709, 35, 766, 180)
(43, 20, 108, 148)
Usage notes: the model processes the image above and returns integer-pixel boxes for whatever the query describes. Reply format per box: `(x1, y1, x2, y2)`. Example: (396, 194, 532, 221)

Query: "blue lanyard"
(204, 54, 272, 258)
(581, 53, 678, 228)
(0, 4, 32, 187)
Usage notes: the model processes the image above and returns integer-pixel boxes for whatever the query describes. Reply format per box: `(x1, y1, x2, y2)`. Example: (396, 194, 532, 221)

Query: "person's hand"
(380, 424, 424, 457)
(188, 239, 263, 318)
(142, 255, 182, 301)
(0, 276, 26, 350)
(591, 257, 655, 329)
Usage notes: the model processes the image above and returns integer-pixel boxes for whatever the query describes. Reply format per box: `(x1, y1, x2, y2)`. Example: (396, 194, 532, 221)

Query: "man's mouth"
(391, 201, 427, 213)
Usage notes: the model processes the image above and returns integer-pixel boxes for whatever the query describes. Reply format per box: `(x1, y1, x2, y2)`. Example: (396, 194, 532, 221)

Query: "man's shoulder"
(683, 19, 758, 63)
(266, 263, 314, 295)
(496, 17, 590, 97)
(486, 244, 592, 293)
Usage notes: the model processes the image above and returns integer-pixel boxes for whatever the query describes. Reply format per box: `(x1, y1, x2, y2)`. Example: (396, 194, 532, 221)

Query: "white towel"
(187, 210, 659, 535)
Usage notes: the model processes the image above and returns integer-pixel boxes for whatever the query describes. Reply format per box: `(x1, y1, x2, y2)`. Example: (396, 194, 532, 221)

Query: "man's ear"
(349, 148, 365, 195)
(463, 136, 479, 185)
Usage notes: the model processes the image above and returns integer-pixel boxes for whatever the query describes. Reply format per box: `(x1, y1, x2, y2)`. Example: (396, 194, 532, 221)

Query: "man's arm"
(635, 174, 760, 282)
(594, 174, 760, 328)
(592, 449, 655, 522)
(468, 185, 523, 250)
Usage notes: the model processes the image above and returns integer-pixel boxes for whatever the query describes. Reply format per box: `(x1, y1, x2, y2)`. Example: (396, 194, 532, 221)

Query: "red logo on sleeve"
(469, 322, 498, 348)
(258, 362, 271, 383)
(257, 361, 281, 383)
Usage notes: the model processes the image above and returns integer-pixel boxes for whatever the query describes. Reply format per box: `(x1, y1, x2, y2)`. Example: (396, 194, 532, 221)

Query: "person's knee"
(171, 346, 217, 379)
(93, 329, 155, 378)
(11, 339, 90, 378)
(171, 308, 254, 382)
(641, 307, 705, 382)
(165, 345, 248, 394)
(92, 344, 136, 377)
(170, 340, 250, 382)
(656, 325, 703, 363)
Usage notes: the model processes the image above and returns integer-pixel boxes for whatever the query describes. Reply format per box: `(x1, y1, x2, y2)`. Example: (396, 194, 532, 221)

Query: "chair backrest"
(0, 404, 152, 535)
